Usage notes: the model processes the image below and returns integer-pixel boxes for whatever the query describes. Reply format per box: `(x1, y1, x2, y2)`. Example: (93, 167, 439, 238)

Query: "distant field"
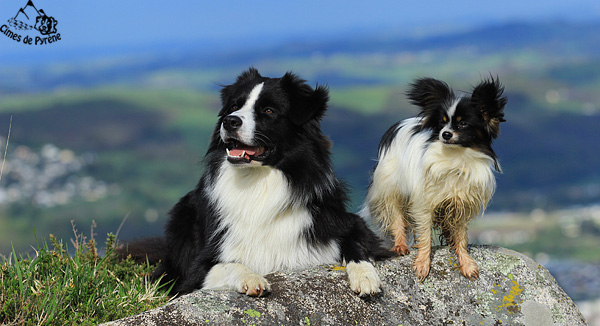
(470, 207, 600, 262)
(1, 21, 600, 257)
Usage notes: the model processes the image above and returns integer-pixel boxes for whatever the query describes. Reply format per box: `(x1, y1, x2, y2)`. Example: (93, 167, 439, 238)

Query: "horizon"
(1, 0, 600, 66)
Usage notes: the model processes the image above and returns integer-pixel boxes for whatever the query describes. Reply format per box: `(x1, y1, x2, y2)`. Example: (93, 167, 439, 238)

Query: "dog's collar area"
(225, 140, 268, 165)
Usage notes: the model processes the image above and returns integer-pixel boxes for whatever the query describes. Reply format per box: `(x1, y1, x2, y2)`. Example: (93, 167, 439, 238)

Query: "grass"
(0, 222, 171, 325)
(0, 114, 171, 325)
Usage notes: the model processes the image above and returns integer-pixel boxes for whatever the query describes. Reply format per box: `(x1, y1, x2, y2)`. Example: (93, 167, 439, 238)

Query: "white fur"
(206, 162, 341, 278)
(415, 142, 497, 238)
(364, 117, 497, 230)
(440, 98, 461, 142)
(422, 142, 496, 205)
(346, 261, 382, 296)
(445, 98, 460, 118)
(220, 82, 264, 145)
(364, 118, 428, 223)
(203, 262, 270, 294)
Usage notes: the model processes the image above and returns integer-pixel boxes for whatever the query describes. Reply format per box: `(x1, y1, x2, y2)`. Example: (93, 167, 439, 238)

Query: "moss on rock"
(102, 245, 586, 325)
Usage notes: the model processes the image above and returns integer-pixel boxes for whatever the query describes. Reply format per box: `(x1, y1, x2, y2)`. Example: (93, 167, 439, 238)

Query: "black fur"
(123, 68, 393, 295)
(390, 76, 507, 171)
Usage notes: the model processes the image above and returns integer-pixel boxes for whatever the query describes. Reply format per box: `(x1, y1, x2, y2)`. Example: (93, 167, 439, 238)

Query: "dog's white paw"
(346, 261, 382, 296)
(204, 263, 270, 297)
(238, 273, 271, 297)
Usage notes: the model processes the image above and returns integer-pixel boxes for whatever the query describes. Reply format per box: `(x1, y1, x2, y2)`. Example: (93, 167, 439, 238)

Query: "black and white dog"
(150, 68, 392, 296)
(362, 77, 506, 281)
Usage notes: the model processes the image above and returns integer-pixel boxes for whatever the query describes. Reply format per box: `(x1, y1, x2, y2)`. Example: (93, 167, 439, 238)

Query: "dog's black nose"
(442, 131, 453, 140)
(223, 115, 243, 131)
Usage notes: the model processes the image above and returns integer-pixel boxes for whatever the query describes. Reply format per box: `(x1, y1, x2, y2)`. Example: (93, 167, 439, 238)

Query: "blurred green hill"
(1, 21, 599, 257)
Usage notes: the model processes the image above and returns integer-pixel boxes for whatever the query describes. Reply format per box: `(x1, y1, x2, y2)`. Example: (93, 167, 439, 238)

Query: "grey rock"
(102, 245, 587, 325)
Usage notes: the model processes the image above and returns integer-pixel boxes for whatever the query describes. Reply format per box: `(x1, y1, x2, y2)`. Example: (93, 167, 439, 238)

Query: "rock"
(102, 245, 587, 325)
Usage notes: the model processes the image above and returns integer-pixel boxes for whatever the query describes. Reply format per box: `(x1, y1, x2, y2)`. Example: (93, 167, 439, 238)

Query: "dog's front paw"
(392, 243, 410, 255)
(460, 264, 479, 280)
(239, 273, 271, 297)
(459, 260, 479, 280)
(204, 263, 271, 297)
(346, 261, 382, 296)
(413, 257, 431, 281)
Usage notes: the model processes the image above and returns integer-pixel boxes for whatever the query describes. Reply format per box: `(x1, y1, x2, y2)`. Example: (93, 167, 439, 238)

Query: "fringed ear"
(218, 67, 263, 116)
(407, 78, 454, 115)
(280, 72, 329, 125)
(234, 67, 262, 83)
(471, 76, 507, 139)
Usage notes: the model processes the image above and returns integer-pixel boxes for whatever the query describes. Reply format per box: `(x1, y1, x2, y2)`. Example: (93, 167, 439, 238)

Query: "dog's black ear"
(407, 78, 454, 112)
(280, 72, 329, 125)
(235, 67, 262, 83)
(471, 76, 507, 139)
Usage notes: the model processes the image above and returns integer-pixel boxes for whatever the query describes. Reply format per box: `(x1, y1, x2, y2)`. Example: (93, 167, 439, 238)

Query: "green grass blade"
(10, 242, 24, 294)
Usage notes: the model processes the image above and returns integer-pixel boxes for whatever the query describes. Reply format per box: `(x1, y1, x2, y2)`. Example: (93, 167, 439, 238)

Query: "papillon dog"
(362, 77, 507, 280)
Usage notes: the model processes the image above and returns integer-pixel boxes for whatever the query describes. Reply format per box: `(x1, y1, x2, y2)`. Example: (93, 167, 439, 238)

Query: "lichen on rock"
(102, 245, 587, 326)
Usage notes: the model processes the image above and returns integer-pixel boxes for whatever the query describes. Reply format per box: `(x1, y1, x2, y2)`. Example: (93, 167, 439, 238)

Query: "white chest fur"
(422, 142, 497, 213)
(206, 163, 340, 275)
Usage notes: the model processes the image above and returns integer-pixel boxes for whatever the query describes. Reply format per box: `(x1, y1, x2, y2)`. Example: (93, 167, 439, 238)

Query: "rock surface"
(103, 245, 587, 325)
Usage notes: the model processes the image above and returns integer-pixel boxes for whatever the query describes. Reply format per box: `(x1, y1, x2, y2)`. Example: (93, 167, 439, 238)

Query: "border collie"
(148, 68, 393, 296)
(362, 77, 507, 280)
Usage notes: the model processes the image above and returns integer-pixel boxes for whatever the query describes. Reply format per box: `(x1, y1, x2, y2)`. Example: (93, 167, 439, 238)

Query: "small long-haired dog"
(362, 77, 507, 280)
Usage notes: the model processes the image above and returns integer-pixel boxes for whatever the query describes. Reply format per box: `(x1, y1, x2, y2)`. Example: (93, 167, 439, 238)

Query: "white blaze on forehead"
(445, 97, 461, 120)
(221, 82, 264, 144)
(240, 82, 264, 116)
(440, 98, 461, 142)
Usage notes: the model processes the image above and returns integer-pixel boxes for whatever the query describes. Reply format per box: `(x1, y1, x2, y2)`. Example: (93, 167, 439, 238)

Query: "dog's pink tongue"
(230, 147, 257, 158)
(230, 148, 257, 156)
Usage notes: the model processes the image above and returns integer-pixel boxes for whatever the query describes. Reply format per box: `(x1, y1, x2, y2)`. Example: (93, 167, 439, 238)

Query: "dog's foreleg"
(346, 261, 382, 296)
(450, 225, 479, 279)
(411, 205, 433, 281)
(203, 263, 271, 297)
(370, 193, 410, 255)
(391, 216, 410, 255)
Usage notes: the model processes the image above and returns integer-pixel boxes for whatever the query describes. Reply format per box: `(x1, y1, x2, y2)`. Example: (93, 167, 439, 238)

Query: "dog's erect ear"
(234, 67, 262, 83)
(407, 78, 454, 112)
(218, 67, 263, 116)
(280, 72, 329, 126)
(471, 76, 507, 139)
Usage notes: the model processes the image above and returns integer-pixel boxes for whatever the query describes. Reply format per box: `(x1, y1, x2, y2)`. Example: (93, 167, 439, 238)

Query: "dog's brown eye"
(458, 121, 468, 128)
(264, 107, 274, 114)
(231, 106, 239, 111)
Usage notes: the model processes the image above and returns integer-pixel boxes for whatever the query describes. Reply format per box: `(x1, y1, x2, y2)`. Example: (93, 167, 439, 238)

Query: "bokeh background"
(1, 0, 599, 323)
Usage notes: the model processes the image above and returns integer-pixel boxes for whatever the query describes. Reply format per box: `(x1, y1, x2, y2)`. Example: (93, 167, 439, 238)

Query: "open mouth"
(225, 140, 268, 164)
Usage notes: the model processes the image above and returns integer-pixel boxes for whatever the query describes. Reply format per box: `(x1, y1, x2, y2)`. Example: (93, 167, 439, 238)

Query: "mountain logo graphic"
(1, 0, 61, 45)
(7, 0, 57, 35)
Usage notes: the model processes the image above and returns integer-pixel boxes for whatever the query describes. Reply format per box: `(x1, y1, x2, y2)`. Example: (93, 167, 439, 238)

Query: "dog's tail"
(113, 236, 167, 265)
(368, 234, 399, 261)
(345, 215, 398, 263)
